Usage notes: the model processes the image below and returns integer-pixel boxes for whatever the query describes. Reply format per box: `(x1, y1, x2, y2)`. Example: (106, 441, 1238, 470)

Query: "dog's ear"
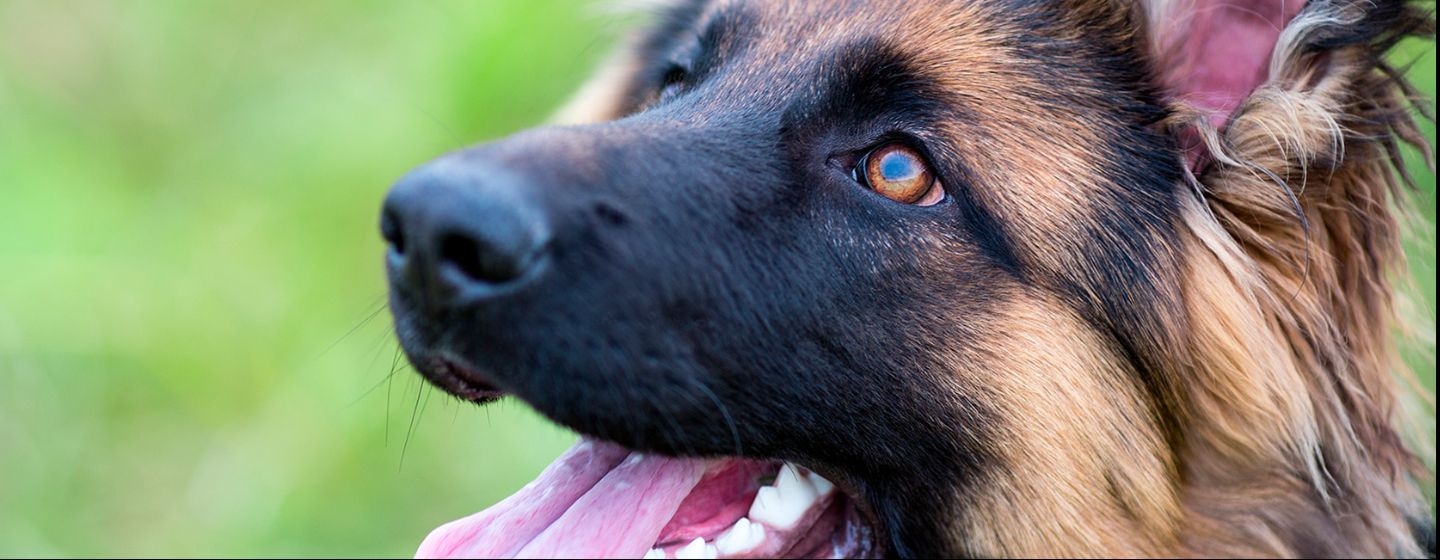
(1133, 0, 1432, 323)
(1136, 0, 1433, 175)
(1139, 0, 1307, 170)
(1132, 2, 1433, 550)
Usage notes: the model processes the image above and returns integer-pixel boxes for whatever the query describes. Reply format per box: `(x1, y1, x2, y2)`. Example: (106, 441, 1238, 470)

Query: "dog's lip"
(802, 467, 887, 557)
(821, 470, 886, 551)
(419, 354, 507, 402)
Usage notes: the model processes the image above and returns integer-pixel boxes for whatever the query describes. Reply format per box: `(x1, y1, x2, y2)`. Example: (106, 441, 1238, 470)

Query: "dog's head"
(383, 0, 1433, 557)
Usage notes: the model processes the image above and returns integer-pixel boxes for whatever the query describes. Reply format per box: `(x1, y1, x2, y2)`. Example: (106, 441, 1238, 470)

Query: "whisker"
(348, 333, 403, 408)
(312, 294, 389, 364)
(399, 380, 425, 472)
(385, 345, 403, 447)
(690, 379, 744, 456)
(349, 368, 395, 409)
(418, 384, 435, 431)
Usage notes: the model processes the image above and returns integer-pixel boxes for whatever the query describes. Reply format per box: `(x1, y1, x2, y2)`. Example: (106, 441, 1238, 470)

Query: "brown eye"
(856, 144, 942, 205)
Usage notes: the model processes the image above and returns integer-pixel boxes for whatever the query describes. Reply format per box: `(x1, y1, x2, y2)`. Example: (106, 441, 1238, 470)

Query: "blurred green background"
(0, 1, 1432, 557)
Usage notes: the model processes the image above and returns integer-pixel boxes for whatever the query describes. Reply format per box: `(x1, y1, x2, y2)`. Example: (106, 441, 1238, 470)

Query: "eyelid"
(660, 64, 688, 90)
(656, 64, 690, 103)
(850, 141, 946, 206)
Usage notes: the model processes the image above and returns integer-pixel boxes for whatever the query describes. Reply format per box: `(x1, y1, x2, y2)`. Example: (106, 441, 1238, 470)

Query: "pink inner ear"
(1162, 0, 1307, 129)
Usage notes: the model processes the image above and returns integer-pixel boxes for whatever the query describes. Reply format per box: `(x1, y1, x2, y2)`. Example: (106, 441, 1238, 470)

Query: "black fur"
(1415, 514, 1437, 559)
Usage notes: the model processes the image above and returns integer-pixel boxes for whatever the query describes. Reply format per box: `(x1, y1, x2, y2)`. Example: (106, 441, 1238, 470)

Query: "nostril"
(439, 232, 524, 285)
(381, 208, 406, 255)
(384, 161, 552, 296)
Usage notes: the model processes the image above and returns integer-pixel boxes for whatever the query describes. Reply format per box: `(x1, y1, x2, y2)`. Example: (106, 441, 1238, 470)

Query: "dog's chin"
(409, 362, 883, 559)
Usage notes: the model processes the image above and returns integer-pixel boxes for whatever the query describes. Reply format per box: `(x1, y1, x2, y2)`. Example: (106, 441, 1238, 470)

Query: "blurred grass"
(0, 1, 1432, 557)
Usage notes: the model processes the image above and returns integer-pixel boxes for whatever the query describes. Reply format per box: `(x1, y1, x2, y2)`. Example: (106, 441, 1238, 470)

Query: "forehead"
(645, 0, 1124, 136)
(689, 0, 994, 40)
(661, 0, 1017, 78)
(642, 0, 1081, 141)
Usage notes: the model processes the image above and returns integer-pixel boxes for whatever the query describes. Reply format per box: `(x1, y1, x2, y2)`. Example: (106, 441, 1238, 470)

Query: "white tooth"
(675, 537, 708, 560)
(749, 486, 782, 526)
(748, 477, 815, 530)
(714, 517, 750, 552)
(702, 543, 718, 559)
(748, 521, 767, 550)
(643, 548, 666, 560)
(716, 517, 767, 555)
(807, 471, 835, 496)
(776, 463, 819, 503)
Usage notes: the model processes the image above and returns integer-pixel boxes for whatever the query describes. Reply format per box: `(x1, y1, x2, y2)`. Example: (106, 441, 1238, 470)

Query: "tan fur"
(551, 45, 644, 125)
(947, 290, 1179, 557)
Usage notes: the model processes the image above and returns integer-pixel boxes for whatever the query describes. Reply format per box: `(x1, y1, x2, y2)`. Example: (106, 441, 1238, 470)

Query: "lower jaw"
(415, 437, 882, 559)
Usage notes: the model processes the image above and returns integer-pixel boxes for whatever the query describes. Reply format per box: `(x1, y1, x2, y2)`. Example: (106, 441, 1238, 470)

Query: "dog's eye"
(853, 144, 943, 206)
(658, 65, 688, 102)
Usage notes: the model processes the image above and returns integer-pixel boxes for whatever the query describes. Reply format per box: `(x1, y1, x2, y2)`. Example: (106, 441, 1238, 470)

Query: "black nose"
(381, 159, 551, 305)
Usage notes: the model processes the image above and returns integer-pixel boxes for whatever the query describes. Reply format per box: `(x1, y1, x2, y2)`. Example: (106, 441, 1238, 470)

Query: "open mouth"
(415, 438, 880, 559)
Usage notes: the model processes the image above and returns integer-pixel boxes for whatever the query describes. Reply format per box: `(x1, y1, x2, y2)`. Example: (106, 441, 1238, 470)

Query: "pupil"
(880, 152, 917, 182)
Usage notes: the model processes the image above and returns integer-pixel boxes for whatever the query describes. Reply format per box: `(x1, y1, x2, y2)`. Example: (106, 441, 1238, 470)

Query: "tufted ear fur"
(1135, 0, 1434, 555)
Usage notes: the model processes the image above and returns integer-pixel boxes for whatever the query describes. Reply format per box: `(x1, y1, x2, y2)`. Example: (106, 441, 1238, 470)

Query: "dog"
(380, 0, 1436, 557)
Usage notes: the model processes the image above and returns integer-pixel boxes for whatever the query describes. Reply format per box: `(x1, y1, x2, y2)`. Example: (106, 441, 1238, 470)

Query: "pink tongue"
(416, 438, 708, 559)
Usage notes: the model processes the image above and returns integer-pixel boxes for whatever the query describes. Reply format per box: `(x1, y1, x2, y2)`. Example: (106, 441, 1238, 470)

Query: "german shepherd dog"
(381, 0, 1435, 557)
